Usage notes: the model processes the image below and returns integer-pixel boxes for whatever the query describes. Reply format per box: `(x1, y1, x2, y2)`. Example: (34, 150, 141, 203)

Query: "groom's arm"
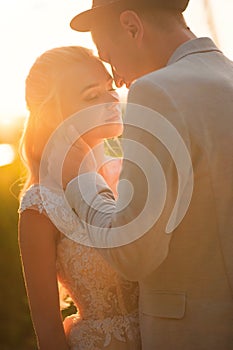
(65, 77, 190, 281)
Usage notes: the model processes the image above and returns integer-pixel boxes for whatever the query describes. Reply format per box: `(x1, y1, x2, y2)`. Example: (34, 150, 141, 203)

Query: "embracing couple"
(18, 1, 233, 349)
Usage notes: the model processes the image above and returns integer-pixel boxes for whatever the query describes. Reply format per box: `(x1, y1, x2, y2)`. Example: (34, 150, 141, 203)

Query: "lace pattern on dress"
(19, 184, 44, 214)
(64, 310, 140, 350)
(19, 184, 90, 245)
(19, 184, 141, 350)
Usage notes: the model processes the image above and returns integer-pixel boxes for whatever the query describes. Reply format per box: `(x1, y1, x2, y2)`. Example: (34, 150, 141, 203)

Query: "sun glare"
(0, 115, 24, 127)
(0, 0, 232, 126)
(0, 144, 15, 167)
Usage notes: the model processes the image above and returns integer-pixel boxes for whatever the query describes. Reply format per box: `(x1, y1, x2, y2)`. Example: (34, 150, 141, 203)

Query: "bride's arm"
(18, 209, 69, 350)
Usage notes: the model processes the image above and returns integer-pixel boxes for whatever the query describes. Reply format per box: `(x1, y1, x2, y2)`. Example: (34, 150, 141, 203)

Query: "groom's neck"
(141, 23, 197, 73)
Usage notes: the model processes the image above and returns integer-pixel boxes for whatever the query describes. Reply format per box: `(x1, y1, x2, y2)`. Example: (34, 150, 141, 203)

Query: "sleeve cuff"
(65, 172, 113, 221)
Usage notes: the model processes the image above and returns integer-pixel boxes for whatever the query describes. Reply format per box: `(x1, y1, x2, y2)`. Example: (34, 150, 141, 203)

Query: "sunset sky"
(0, 0, 232, 122)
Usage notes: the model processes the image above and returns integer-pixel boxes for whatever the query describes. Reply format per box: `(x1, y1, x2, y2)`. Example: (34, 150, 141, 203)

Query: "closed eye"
(84, 92, 100, 101)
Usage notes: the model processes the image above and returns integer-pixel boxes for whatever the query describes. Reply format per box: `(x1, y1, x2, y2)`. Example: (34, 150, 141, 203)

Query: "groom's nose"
(111, 66, 124, 88)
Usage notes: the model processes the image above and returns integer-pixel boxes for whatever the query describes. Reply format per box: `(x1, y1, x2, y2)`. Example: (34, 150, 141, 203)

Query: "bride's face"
(59, 57, 123, 145)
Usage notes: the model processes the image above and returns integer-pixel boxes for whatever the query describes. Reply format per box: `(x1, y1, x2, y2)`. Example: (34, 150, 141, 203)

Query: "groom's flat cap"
(71, 0, 190, 32)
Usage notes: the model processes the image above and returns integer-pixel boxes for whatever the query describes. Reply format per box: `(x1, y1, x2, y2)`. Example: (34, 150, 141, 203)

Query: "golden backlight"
(0, 0, 232, 126)
(0, 144, 15, 167)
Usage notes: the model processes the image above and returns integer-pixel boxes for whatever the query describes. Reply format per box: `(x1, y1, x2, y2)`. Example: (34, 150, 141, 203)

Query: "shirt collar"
(167, 37, 222, 66)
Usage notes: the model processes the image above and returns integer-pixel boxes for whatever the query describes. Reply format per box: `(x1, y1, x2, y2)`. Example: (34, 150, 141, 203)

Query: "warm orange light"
(0, 115, 24, 126)
(0, 144, 15, 167)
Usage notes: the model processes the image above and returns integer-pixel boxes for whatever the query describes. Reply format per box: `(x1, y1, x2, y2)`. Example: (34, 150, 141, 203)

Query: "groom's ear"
(119, 10, 144, 47)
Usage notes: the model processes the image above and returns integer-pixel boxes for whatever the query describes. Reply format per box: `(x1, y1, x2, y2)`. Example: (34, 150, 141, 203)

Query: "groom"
(62, 1, 233, 349)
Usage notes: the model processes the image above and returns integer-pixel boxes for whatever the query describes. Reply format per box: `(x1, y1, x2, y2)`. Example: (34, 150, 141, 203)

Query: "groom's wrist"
(65, 172, 111, 220)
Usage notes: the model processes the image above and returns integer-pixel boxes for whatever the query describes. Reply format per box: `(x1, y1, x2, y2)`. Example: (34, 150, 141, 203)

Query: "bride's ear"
(119, 10, 144, 47)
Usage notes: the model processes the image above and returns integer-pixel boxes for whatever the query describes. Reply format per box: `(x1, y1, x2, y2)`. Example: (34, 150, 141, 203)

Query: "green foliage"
(0, 157, 37, 349)
(104, 137, 123, 158)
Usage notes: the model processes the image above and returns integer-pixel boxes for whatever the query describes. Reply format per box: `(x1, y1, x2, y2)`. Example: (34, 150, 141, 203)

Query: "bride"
(18, 46, 141, 350)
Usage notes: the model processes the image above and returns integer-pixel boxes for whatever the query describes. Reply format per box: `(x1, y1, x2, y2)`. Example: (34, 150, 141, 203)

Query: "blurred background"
(0, 0, 232, 348)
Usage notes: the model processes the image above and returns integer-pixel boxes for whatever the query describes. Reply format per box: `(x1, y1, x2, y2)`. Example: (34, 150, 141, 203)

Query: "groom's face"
(91, 17, 143, 88)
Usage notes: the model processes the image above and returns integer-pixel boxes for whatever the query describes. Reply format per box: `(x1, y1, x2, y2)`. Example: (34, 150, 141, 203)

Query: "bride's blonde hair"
(19, 46, 94, 197)
(19, 46, 96, 311)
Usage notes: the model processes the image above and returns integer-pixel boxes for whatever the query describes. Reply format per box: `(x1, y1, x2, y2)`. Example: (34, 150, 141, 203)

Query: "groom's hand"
(46, 125, 96, 190)
(62, 136, 96, 189)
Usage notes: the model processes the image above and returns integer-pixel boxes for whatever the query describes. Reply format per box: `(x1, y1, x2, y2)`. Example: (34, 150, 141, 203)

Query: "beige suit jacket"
(66, 38, 233, 349)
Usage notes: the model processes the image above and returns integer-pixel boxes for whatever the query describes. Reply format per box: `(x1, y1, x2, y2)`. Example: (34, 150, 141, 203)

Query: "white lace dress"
(19, 183, 141, 350)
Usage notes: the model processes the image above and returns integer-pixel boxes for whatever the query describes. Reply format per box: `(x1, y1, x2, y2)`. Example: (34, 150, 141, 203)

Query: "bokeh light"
(0, 144, 16, 167)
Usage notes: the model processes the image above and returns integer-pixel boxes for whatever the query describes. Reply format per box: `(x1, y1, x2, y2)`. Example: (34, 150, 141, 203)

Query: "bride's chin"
(83, 124, 123, 147)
